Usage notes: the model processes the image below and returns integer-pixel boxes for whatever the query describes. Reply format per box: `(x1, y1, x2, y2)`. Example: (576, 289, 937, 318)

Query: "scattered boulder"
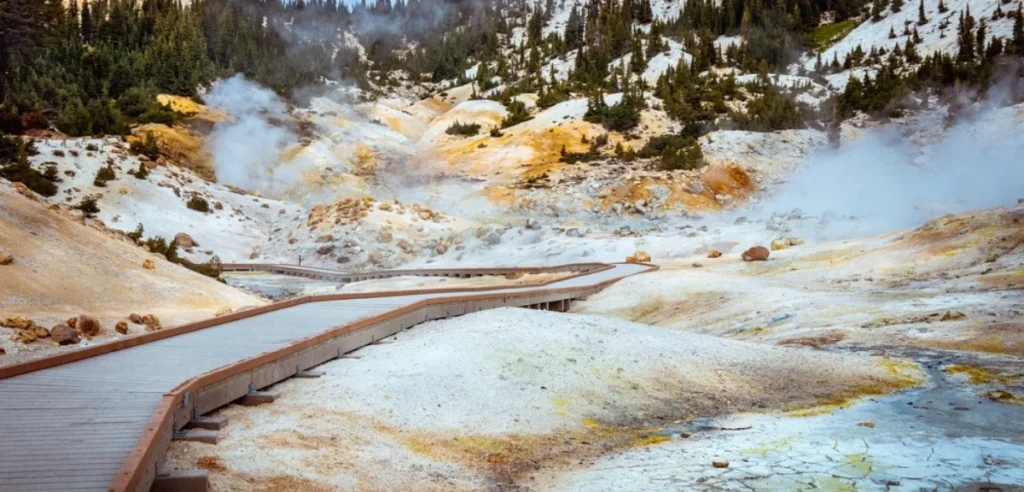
(75, 315, 101, 337)
(15, 329, 37, 344)
(66, 316, 78, 328)
(173, 233, 198, 249)
(143, 258, 156, 270)
(0, 248, 13, 266)
(482, 231, 502, 245)
(741, 246, 770, 262)
(771, 237, 805, 251)
(33, 326, 50, 338)
(316, 244, 335, 255)
(377, 230, 393, 243)
(2, 316, 33, 329)
(128, 313, 144, 324)
(115, 320, 129, 335)
(142, 314, 161, 331)
(712, 461, 729, 469)
(504, 271, 525, 280)
(434, 243, 448, 255)
(707, 249, 722, 259)
(51, 324, 80, 345)
(0, 347, 5, 356)
(397, 239, 413, 253)
(626, 251, 652, 264)
(315, 234, 334, 243)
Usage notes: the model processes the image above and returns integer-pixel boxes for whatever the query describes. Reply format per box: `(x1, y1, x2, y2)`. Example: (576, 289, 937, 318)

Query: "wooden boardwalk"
(0, 262, 653, 492)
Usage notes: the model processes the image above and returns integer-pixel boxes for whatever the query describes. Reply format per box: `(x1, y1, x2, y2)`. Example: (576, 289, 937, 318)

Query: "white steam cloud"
(204, 75, 297, 195)
(755, 103, 1024, 239)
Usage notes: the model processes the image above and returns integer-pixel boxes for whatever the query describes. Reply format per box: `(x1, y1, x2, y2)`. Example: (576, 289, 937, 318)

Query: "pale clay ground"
(163, 205, 1024, 491)
(164, 308, 924, 491)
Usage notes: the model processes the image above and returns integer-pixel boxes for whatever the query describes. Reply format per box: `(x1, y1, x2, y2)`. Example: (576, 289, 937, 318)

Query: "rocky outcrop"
(75, 315, 101, 337)
(626, 251, 652, 263)
(2, 316, 33, 329)
(741, 246, 770, 261)
(173, 233, 198, 249)
(0, 248, 13, 266)
(51, 324, 80, 345)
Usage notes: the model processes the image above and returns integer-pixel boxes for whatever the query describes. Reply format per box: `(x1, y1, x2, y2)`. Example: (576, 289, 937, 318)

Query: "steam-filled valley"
(1, 0, 1023, 490)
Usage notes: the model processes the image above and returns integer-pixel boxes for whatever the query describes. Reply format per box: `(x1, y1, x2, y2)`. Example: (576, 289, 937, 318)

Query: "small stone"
(115, 320, 129, 335)
(128, 313, 143, 324)
(51, 324, 80, 345)
(2, 316, 33, 329)
(33, 326, 50, 338)
(712, 461, 729, 468)
(75, 315, 101, 337)
(143, 258, 156, 270)
(17, 329, 37, 344)
(626, 251, 651, 263)
(707, 249, 722, 259)
(0, 248, 13, 266)
(142, 314, 161, 331)
(315, 234, 333, 243)
(316, 244, 335, 255)
(741, 246, 770, 262)
(173, 233, 198, 248)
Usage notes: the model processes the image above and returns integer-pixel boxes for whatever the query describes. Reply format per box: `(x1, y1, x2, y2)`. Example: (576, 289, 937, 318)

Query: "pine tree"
(976, 20, 987, 61)
(938, 0, 948, 14)
(892, 0, 904, 13)
(918, 0, 928, 25)
(564, 5, 584, 50)
(1013, 3, 1024, 55)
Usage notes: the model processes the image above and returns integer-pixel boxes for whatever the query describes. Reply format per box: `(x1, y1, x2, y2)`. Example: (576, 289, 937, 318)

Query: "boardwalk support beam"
(172, 429, 218, 444)
(151, 470, 208, 492)
(239, 392, 277, 406)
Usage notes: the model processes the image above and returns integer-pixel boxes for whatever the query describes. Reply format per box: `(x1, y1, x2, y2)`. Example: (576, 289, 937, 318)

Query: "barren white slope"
(165, 308, 917, 490)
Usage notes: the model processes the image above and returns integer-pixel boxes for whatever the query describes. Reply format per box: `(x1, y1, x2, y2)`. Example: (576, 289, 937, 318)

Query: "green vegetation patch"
(808, 19, 860, 52)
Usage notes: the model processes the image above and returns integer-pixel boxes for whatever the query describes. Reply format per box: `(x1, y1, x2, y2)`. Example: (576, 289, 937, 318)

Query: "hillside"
(0, 183, 262, 364)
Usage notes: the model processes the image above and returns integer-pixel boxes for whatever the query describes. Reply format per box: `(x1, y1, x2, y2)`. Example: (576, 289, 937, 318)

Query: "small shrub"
(75, 195, 100, 218)
(490, 127, 504, 137)
(85, 143, 99, 152)
(132, 162, 149, 179)
(93, 164, 116, 187)
(186, 195, 210, 213)
(127, 223, 144, 242)
(500, 100, 533, 129)
(559, 141, 602, 164)
(0, 138, 58, 197)
(639, 135, 705, 171)
(445, 120, 481, 136)
(143, 236, 169, 255)
(136, 106, 176, 125)
(52, 149, 65, 157)
(129, 133, 160, 161)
